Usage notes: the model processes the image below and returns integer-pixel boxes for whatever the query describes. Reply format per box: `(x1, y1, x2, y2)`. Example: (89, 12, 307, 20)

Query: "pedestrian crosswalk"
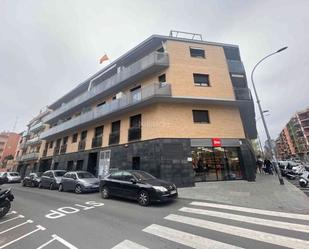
(112, 201, 309, 249)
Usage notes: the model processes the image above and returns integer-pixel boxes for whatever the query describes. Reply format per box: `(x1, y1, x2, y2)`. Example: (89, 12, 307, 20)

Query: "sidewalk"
(178, 174, 309, 214)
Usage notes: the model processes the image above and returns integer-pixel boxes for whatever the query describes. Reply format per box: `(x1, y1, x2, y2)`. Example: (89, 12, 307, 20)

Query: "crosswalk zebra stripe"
(143, 224, 244, 249)
(190, 201, 309, 221)
(111, 240, 149, 249)
(165, 214, 309, 249)
(180, 207, 309, 234)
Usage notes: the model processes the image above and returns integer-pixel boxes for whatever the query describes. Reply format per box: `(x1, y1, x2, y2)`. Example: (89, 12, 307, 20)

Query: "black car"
(100, 170, 177, 206)
(22, 172, 43, 187)
(39, 170, 66, 190)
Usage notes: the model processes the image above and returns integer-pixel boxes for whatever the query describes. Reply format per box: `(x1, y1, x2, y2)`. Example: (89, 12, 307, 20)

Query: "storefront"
(191, 138, 245, 182)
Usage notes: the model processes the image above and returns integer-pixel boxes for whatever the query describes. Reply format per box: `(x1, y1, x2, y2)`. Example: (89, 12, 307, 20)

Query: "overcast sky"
(0, 0, 308, 145)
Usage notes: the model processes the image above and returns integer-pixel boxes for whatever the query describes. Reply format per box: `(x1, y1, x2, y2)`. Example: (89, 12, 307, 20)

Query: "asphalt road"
(285, 176, 309, 197)
(1, 183, 309, 249)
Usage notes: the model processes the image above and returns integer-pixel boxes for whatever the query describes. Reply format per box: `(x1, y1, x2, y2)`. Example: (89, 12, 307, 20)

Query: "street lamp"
(251, 46, 288, 185)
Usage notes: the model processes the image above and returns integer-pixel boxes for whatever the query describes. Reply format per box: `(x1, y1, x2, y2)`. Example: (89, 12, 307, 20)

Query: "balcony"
(29, 121, 45, 133)
(42, 149, 47, 157)
(92, 136, 103, 148)
(60, 144, 67, 154)
(40, 83, 171, 139)
(25, 136, 41, 146)
(109, 131, 120, 145)
(53, 147, 60, 155)
(78, 140, 86, 151)
(21, 152, 40, 161)
(43, 51, 169, 124)
(128, 127, 141, 141)
(234, 88, 252, 101)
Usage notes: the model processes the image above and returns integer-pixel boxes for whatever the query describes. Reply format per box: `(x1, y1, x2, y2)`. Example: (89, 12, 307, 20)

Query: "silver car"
(2, 172, 21, 183)
(59, 171, 99, 194)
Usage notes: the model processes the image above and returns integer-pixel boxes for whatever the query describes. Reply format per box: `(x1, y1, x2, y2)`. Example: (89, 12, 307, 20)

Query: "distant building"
(0, 132, 21, 170)
(276, 107, 309, 161)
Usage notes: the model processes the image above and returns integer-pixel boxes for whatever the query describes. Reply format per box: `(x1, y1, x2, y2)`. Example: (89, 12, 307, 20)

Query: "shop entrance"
(192, 147, 243, 182)
(87, 152, 98, 176)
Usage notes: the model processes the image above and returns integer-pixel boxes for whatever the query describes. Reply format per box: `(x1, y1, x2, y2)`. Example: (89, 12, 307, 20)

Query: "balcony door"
(130, 85, 141, 103)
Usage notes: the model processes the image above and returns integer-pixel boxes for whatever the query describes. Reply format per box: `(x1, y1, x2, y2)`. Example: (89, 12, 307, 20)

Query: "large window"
(81, 130, 87, 140)
(94, 126, 104, 137)
(109, 121, 121, 145)
(193, 110, 210, 123)
(129, 114, 142, 141)
(72, 133, 78, 143)
(193, 73, 210, 87)
(190, 47, 205, 58)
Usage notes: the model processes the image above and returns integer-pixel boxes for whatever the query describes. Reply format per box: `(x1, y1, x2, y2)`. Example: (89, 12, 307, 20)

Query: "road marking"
(143, 224, 244, 249)
(0, 215, 24, 225)
(111, 240, 149, 249)
(5, 211, 17, 216)
(51, 234, 78, 249)
(0, 225, 45, 249)
(165, 214, 309, 249)
(180, 207, 309, 233)
(36, 238, 56, 249)
(190, 201, 309, 221)
(0, 220, 33, 235)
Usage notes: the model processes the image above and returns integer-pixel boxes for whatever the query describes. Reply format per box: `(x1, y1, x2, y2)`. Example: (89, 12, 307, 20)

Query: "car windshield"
(54, 171, 66, 177)
(9, 173, 19, 176)
(77, 172, 95, 179)
(132, 171, 156, 181)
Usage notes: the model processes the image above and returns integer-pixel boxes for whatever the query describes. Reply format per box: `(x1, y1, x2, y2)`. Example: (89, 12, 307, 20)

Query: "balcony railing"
(128, 127, 141, 141)
(60, 144, 67, 154)
(41, 83, 171, 139)
(109, 131, 120, 145)
(234, 88, 252, 101)
(29, 121, 45, 133)
(25, 136, 41, 146)
(53, 147, 60, 155)
(21, 152, 40, 161)
(78, 140, 86, 151)
(92, 136, 103, 148)
(42, 149, 47, 157)
(43, 52, 169, 124)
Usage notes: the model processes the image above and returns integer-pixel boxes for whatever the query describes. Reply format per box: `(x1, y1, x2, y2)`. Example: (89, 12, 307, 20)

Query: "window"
(122, 171, 135, 182)
(81, 130, 87, 140)
(49, 141, 53, 148)
(94, 126, 104, 137)
(158, 74, 166, 83)
(76, 160, 84, 171)
(193, 74, 210, 87)
(56, 139, 61, 147)
(97, 101, 106, 107)
(109, 171, 123, 180)
(130, 85, 141, 102)
(63, 136, 68, 145)
(193, 110, 210, 123)
(231, 74, 246, 88)
(157, 47, 164, 53)
(130, 114, 141, 128)
(111, 120, 121, 132)
(190, 47, 205, 58)
(72, 133, 78, 143)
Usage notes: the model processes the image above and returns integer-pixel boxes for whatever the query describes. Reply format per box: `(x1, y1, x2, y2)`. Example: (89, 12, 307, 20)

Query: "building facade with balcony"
(39, 33, 257, 187)
(15, 109, 50, 178)
(0, 132, 20, 170)
(276, 107, 309, 161)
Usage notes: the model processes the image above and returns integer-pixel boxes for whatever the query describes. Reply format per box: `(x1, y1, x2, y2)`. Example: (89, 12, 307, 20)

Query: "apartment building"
(15, 109, 50, 177)
(0, 132, 20, 167)
(39, 32, 257, 187)
(276, 107, 309, 161)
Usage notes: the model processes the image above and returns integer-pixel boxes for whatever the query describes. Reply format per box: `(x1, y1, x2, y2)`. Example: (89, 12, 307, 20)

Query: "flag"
(99, 54, 109, 64)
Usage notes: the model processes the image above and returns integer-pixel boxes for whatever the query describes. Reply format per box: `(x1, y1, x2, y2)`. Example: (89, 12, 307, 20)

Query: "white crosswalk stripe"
(111, 240, 149, 249)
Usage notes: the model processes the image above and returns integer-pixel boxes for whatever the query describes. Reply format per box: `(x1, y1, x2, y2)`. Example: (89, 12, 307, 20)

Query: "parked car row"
(7, 169, 177, 206)
(0, 172, 21, 183)
(278, 160, 309, 188)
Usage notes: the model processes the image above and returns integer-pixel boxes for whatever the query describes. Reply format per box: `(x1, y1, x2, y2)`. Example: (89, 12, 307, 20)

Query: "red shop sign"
(212, 138, 222, 147)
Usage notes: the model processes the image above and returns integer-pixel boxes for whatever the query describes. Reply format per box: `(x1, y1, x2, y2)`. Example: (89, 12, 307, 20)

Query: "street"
(286, 177, 309, 197)
(0, 183, 309, 249)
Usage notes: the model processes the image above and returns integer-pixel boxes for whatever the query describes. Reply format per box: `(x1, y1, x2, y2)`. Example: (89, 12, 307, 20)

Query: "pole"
(257, 134, 265, 158)
(251, 47, 287, 185)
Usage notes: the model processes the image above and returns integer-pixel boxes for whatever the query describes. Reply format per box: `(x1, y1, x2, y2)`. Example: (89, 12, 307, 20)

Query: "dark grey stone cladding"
(110, 138, 195, 187)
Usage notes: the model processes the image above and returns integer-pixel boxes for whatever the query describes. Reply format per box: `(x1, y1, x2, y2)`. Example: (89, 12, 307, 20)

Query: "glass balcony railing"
(25, 136, 41, 146)
(40, 83, 171, 139)
(234, 88, 252, 100)
(29, 121, 45, 133)
(43, 51, 169, 124)
(21, 152, 40, 161)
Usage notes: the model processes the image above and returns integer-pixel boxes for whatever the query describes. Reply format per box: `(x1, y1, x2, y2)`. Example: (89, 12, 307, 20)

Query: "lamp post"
(251, 46, 288, 185)
(256, 112, 270, 157)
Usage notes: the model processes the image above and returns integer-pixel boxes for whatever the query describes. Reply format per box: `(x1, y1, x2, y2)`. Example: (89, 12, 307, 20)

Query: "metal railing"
(92, 136, 103, 148)
(41, 83, 171, 139)
(78, 140, 86, 151)
(128, 127, 141, 141)
(43, 52, 169, 123)
(53, 147, 60, 155)
(109, 131, 120, 145)
(60, 144, 67, 154)
(21, 152, 40, 161)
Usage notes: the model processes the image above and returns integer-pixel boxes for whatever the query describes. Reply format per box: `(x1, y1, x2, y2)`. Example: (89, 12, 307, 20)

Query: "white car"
(292, 165, 305, 175)
(2, 172, 21, 183)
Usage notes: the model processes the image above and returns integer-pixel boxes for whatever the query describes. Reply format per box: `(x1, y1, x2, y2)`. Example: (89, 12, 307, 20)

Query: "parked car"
(59, 171, 99, 194)
(22, 172, 43, 187)
(0, 172, 21, 183)
(100, 170, 178, 206)
(39, 170, 66, 190)
(299, 170, 309, 188)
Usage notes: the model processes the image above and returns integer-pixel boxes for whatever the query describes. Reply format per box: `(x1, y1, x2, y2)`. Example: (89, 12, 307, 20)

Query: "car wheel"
(101, 186, 110, 199)
(58, 184, 63, 192)
(0, 200, 11, 218)
(49, 183, 54, 190)
(138, 190, 150, 206)
(22, 181, 26, 187)
(299, 181, 308, 188)
(38, 182, 42, 189)
(75, 185, 82, 194)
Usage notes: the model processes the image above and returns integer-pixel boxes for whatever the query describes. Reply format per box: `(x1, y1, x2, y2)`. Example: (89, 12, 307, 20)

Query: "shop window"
(193, 110, 210, 123)
(190, 47, 205, 58)
(193, 73, 210, 87)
